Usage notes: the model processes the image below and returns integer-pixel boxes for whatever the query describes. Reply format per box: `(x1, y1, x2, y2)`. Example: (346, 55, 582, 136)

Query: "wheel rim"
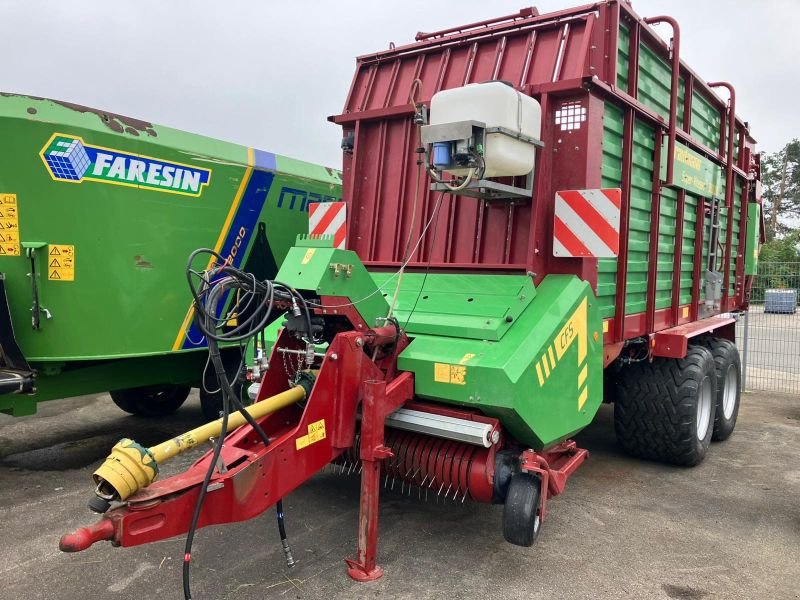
(696, 375, 712, 441)
(722, 365, 738, 420)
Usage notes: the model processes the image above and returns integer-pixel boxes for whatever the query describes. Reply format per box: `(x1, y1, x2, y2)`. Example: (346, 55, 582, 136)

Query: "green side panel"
(745, 203, 760, 275)
(690, 90, 721, 151)
(0, 352, 206, 416)
(276, 241, 389, 326)
(598, 102, 624, 320)
(617, 23, 630, 90)
(625, 118, 655, 315)
(637, 42, 685, 127)
(397, 275, 603, 449)
(654, 182, 678, 310)
(679, 193, 699, 305)
(0, 93, 341, 365)
(369, 272, 535, 341)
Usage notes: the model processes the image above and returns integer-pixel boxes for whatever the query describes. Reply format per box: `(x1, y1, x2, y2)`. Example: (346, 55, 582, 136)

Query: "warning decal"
(295, 419, 326, 450)
(48, 244, 75, 281)
(553, 189, 621, 258)
(434, 363, 467, 385)
(0, 194, 21, 256)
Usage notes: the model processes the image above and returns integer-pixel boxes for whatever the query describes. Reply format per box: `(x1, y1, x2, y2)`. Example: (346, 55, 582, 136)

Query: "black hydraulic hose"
(182, 253, 305, 599)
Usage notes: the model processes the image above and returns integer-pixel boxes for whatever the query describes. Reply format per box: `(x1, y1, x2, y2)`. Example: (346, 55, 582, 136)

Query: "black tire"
(502, 472, 542, 547)
(614, 345, 717, 467)
(199, 349, 247, 422)
(695, 337, 741, 442)
(110, 384, 191, 417)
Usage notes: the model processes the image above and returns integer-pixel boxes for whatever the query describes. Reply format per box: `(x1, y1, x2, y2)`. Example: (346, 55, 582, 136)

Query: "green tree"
(760, 139, 800, 241)
(759, 230, 800, 263)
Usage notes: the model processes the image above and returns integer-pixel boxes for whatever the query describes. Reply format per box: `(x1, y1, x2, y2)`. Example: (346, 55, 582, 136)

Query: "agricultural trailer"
(61, 1, 763, 593)
(0, 94, 341, 419)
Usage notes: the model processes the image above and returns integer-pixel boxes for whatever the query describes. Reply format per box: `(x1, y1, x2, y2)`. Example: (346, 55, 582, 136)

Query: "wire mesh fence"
(738, 261, 800, 394)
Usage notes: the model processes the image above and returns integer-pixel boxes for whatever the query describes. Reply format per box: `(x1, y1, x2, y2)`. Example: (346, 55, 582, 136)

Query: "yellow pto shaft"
(92, 385, 307, 505)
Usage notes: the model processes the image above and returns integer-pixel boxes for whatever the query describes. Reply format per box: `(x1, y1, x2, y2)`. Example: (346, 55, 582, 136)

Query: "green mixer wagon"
(0, 94, 341, 417)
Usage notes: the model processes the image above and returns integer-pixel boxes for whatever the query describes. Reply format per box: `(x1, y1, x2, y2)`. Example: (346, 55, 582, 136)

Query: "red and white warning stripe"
(553, 189, 621, 258)
(308, 201, 346, 249)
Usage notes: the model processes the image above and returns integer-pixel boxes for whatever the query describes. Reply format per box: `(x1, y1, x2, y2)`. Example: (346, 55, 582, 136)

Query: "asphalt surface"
(0, 390, 798, 600)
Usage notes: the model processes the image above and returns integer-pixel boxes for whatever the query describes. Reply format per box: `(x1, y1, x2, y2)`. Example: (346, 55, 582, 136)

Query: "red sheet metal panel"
(335, 7, 599, 270)
(331, 1, 760, 348)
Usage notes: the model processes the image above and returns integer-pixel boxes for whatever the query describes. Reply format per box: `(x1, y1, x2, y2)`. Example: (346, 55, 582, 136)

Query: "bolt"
(356, 338, 364, 347)
(330, 353, 338, 360)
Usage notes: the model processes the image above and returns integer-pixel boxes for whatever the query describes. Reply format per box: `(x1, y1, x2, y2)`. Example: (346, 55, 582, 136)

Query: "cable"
(181, 251, 306, 599)
(305, 189, 446, 311)
(404, 193, 445, 330)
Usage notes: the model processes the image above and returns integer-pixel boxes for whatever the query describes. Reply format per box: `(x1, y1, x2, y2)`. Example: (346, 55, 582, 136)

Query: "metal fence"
(738, 261, 800, 394)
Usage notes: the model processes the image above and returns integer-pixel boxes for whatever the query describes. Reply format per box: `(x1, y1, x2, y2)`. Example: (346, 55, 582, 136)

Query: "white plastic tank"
(429, 81, 541, 178)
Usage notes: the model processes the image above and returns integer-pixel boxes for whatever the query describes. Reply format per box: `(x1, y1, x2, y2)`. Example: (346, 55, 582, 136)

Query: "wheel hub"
(696, 375, 713, 440)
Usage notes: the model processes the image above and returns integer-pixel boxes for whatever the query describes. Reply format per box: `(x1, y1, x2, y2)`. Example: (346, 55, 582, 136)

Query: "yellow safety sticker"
(602, 320, 609, 333)
(295, 419, 326, 450)
(532, 297, 590, 411)
(48, 244, 75, 281)
(682, 306, 689, 319)
(434, 363, 467, 385)
(301, 248, 316, 265)
(0, 194, 21, 256)
(458, 353, 476, 365)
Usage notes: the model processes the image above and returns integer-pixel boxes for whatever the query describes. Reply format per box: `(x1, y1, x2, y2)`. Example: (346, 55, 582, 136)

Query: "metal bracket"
(330, 263, 353, 278)
(431, 174, 533, 201)
(484, 126, 544, 147)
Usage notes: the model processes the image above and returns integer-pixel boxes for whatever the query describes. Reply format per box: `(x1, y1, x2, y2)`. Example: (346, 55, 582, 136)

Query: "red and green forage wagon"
(61, 0, 762, 588)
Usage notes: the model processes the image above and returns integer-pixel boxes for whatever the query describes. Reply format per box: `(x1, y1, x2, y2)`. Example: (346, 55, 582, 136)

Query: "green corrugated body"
(601, 24, 750, 326)
(617, 23, 630, 90)
(637, 43, 685, 127)
(0, 94, 341, 415)
(690, 90, 721, 151)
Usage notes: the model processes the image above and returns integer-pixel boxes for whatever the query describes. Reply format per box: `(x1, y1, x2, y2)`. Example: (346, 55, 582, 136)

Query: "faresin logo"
(40, 134, 212, 197)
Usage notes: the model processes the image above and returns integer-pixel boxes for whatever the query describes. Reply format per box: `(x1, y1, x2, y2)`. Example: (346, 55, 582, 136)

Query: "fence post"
(741, 309, 749, 392)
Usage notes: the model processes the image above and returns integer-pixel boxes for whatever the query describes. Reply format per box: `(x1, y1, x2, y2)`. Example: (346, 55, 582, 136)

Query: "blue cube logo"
(42, 136, 91, 181)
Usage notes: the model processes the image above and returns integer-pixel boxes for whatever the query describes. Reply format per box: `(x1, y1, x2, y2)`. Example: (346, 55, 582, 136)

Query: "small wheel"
(110, 384, 191, 417)
(502, 472, 542, 547)
(696, 337, 741, 441)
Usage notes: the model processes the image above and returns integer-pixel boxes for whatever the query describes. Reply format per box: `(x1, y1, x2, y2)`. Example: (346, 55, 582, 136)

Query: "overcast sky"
(2, 1, 796, 168)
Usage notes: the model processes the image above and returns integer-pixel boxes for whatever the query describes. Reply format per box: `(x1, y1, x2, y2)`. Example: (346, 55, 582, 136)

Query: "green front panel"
(272, 244, 603, 449)
(745, 203, 761, 275)
(369, 272, 535, 341)
(396, 275, 603, 449)
(0, 94, 341, 363)
(276, 240, 389, 326)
